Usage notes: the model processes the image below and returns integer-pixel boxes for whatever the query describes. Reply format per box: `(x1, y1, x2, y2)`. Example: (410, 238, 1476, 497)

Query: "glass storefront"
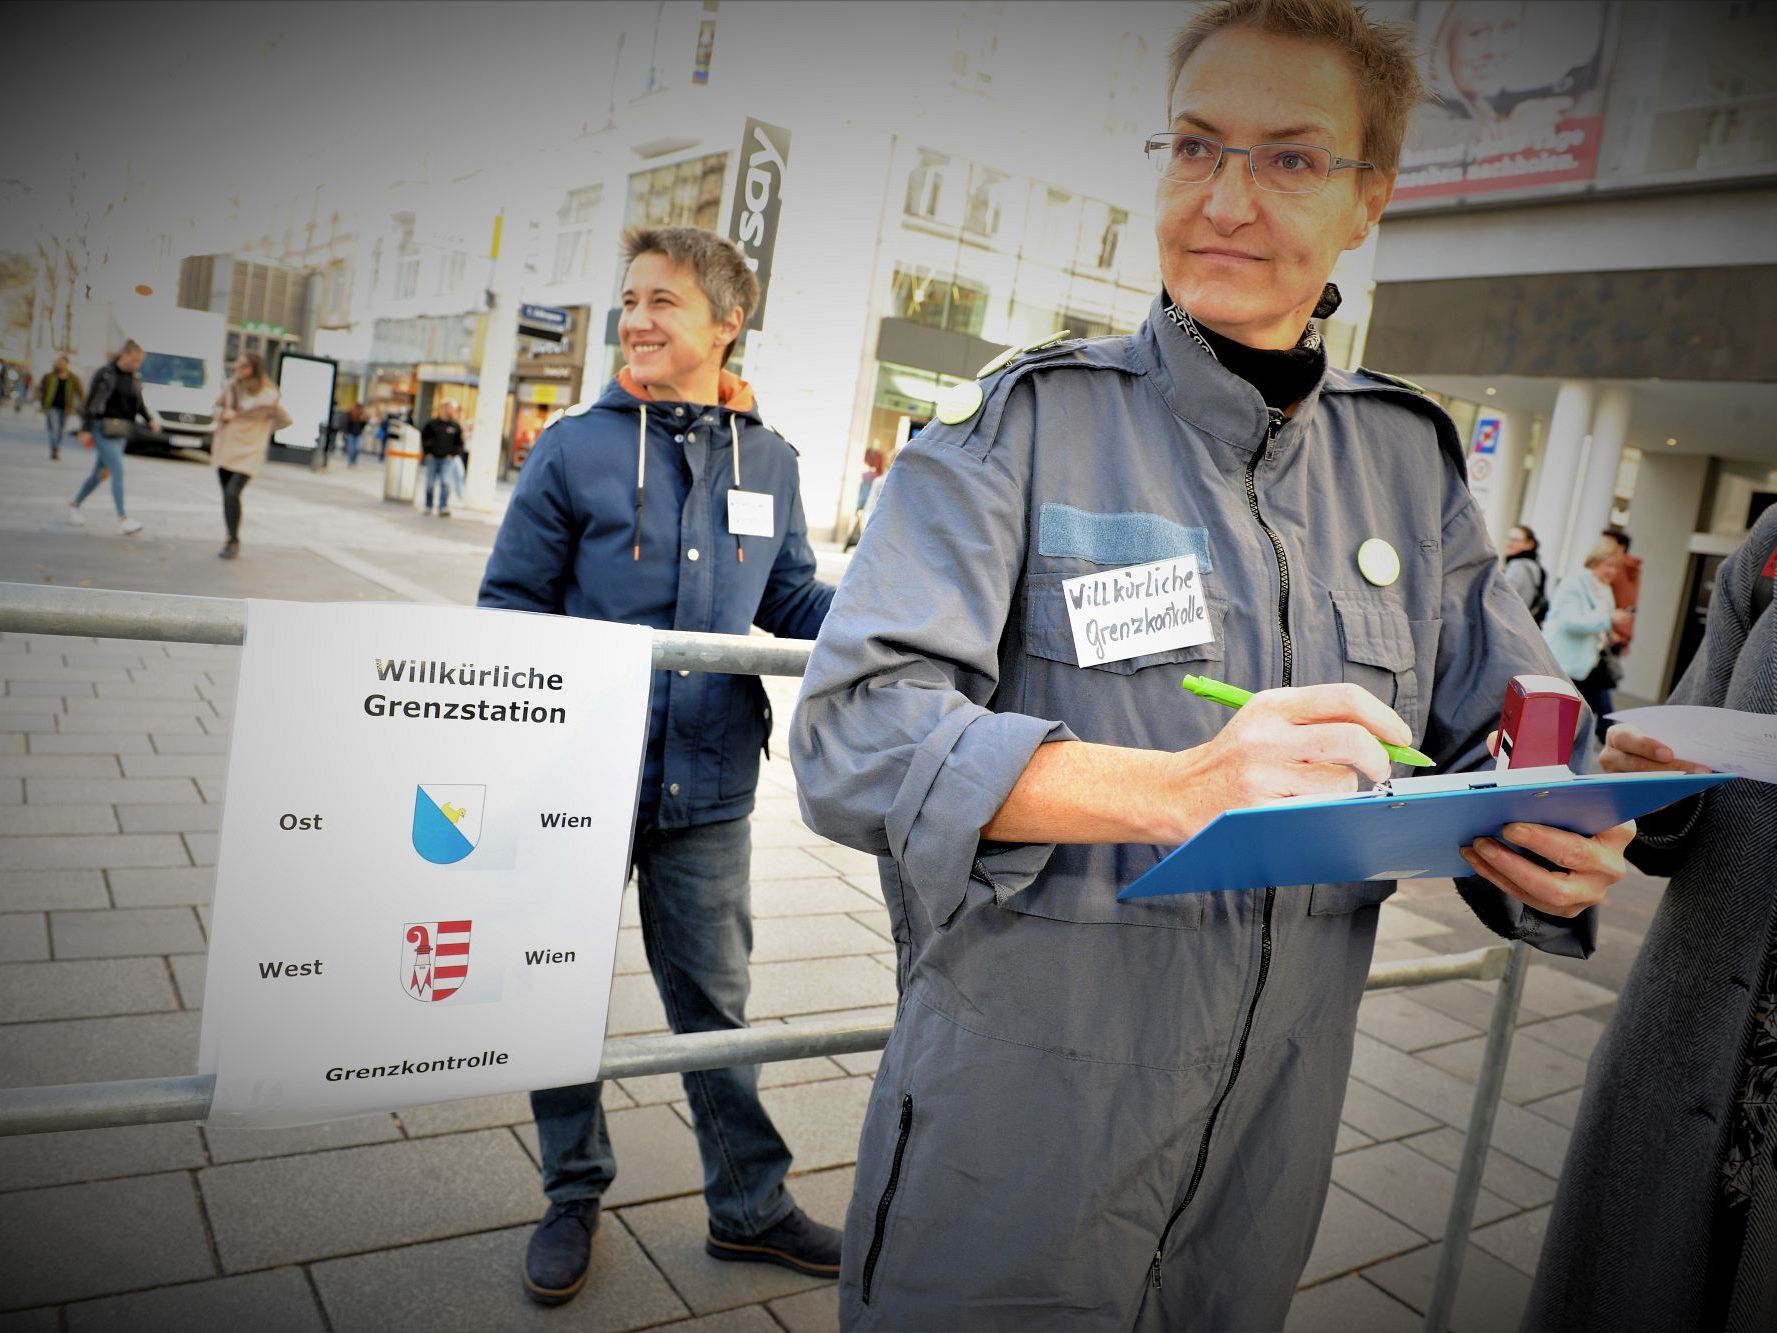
(886, 137, 1161, 358)
(624, 152, 729, 231)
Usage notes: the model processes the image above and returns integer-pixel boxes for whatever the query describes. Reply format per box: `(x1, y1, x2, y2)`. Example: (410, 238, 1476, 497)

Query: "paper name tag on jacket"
(1063, 554, 1213, 666)
(727, 489, 774, 538)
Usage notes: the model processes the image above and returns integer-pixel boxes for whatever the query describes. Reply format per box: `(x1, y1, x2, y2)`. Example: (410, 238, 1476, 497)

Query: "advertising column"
(198, 600, 652, 1128)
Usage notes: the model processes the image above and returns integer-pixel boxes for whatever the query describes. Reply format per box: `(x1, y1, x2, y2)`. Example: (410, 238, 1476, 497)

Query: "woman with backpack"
(1503, 523, 1549, 623)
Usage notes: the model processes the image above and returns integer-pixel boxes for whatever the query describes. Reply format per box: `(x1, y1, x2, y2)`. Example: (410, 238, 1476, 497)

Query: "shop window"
(553, 185, 603, 283)
(889, 266, 989, 337)
(623, 153, 728, 231)
(435, 251, 467, 297)
(1029, 188, 1082, 268)
(963, 165, 1010, 241)
(905, 149, 963, 227)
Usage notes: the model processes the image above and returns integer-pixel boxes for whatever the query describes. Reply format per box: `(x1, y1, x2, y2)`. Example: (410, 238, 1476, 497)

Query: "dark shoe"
(51, 449, 59, 460)
(706, 1207, 841, 1278)
(219, 539, 240, 560)
(523, 1199, 600, 1305)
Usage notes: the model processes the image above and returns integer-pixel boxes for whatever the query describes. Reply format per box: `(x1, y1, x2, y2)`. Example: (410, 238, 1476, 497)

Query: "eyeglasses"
(1144, 132, 1373, 194)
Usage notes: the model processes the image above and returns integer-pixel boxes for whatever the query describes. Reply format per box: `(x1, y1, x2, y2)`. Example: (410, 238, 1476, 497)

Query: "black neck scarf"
(1162, 283, 1336, 412)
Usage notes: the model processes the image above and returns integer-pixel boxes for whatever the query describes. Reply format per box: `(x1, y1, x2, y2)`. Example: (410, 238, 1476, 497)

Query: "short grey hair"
(620, 225, 758, 354)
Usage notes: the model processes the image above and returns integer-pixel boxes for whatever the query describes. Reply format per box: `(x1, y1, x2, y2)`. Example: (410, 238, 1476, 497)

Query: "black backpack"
(1526, 559, 1549, 626)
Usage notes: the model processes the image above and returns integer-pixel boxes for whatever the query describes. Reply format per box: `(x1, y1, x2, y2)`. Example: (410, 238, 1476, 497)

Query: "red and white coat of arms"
(402, 920, 471, 1002)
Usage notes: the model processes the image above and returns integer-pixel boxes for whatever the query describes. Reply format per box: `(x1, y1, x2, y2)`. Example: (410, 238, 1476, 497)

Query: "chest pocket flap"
(1023, 570, 1227, 676)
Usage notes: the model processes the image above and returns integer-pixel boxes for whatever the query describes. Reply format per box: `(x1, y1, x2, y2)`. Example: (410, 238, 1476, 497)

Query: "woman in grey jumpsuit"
(791, 2, 1636, 1328)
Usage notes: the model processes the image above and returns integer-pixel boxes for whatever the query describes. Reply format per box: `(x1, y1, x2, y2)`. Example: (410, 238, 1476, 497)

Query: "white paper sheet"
(1606, 705, 1777, 783)
(198, 600, 652, 1128)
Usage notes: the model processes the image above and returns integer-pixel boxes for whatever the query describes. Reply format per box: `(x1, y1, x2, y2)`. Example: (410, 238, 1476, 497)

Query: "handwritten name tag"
(1062, 554, 1213, 666)
(727, 488, 775, 539)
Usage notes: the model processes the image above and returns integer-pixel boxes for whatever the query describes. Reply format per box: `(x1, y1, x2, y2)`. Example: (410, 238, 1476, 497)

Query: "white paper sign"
(1063, 554, 1214, 666)
(727, 488, 774, 538)
(1607, 705, 1777, 784)
(198, 600, 653, 1128)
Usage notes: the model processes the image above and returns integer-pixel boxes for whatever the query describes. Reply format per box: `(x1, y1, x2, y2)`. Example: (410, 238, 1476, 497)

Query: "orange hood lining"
(618, 366, 756, 414)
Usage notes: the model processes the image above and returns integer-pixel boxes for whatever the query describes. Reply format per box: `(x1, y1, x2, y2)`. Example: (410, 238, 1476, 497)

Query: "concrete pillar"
(1569, 385, 1634, 567)
(1617, 451, 1709, 702)
(1527, 380, 1596, 575)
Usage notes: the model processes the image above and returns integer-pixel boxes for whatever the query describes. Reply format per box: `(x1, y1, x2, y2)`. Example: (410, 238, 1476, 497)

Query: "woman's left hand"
(1459, 819, 1634, 918)
(1462, 726, 1634, 917)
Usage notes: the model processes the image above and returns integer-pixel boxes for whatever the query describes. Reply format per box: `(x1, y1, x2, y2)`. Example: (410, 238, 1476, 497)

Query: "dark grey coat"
(1526, 505, 1777, 1333)
(792, 298, 1595, 1330)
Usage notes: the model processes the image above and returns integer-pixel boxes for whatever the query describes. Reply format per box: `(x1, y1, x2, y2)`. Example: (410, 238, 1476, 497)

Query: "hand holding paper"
(1605, 706, 1777, 783)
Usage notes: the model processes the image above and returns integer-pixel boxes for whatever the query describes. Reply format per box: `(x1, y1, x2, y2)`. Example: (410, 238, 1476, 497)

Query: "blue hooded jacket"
(479, 375, 833, 827)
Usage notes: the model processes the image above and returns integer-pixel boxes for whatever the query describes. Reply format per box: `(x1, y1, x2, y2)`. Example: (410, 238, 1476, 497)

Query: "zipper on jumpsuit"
(861, 1092, 915, 1304)
(1150, 408, 1289, 1291)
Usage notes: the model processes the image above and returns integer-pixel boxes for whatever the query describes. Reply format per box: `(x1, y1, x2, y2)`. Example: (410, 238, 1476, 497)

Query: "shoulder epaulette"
(928, 330, 1137, 450)
(1356, 367, 1430, 396)
(1344, 368, 1461, 473)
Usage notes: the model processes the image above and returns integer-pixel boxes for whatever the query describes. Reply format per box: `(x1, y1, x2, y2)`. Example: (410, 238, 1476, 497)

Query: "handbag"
(99, 417, 132, 439)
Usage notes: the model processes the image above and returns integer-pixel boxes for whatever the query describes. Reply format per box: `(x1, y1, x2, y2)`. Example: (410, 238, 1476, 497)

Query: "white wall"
(1375, 185, 1777, 283)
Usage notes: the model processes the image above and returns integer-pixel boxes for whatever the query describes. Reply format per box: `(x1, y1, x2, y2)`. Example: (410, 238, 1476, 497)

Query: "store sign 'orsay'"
(727, 118, 791, 331)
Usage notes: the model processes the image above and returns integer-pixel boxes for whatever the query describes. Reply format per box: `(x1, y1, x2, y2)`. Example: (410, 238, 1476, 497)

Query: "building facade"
(1363, 0, 1777, 700)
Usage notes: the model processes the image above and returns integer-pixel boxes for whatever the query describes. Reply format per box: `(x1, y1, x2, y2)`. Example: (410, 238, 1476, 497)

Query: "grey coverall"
(790, 295, 1594, 1330)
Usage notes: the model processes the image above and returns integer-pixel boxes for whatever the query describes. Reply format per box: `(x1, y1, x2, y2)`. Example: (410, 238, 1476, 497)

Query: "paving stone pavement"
(0, 418, 1667, 1330)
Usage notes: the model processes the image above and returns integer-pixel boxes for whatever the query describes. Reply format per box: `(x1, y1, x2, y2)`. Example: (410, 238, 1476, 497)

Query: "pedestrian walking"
(341, 402, 368, 467)
(209, 351, 291, 559)
(1542, 540, 1630, 725)
(67, 340, 157, 535)
(1503, 523, 1550, 623)
(790, 2, 1634, 1326)
(419, 399, 464, 516)
(1526, 504, 1777, 1333)
(1580, 525, 1641, 735)
(479, 225, 840, 1307)
(39, 355, 84, 461)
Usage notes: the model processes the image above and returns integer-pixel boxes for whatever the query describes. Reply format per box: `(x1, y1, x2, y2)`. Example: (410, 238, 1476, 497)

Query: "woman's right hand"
(1158, 683, 1409, 843)
(1600, 724, 1713, 775)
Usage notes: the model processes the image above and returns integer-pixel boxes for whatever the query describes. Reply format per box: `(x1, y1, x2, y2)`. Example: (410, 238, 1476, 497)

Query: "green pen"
(1181, 673, 1435, 768)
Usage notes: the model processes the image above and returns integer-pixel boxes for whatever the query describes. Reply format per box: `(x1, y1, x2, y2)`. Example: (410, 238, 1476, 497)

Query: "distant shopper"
(68, 340, 157, 535)
(420, 399, 464, 516)
(210, 351, 292, 559)
(1581, 526, 1641, 735)
(1526, 504, 1777, 1333)
(374, 410, 393, 459)
(341, 403, 368, 467)
(39, 355, 84, 461)
(1503, 523, 1549, 623)
(1542, 540, 1630, 723)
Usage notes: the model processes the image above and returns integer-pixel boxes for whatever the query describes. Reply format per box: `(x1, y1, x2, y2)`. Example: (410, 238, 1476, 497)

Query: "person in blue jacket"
(479, 225, 838, 1306)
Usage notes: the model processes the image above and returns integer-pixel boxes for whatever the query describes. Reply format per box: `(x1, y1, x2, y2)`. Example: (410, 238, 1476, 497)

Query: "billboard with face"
(1395, 0, 1613, 203)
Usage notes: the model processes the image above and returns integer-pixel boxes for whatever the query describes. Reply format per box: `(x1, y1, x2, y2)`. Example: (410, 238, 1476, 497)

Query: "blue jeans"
(73, 431, 127, 516)
(530, 816, 795, 1236)
(424, 455, 451, 510)
(344, 431, 362, 465)
(45, 407, 68, 453)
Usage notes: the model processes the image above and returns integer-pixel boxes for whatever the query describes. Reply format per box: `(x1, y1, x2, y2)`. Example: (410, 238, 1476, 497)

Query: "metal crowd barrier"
(0, 582, 1531, 1333)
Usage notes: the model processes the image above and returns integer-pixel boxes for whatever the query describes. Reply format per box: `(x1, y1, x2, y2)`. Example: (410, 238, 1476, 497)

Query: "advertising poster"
(198, 600, 652, 1128)
(1396, 0, 1614, 202)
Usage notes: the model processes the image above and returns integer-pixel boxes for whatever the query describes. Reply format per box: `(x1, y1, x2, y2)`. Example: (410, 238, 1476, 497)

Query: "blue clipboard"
(1117, 766, 1732, 900)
